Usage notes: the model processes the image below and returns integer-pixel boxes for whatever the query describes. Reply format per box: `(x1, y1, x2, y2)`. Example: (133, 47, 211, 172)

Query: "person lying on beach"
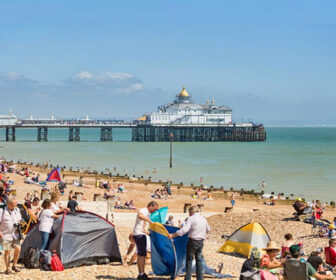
(118, 184, 125, 193)
(160, 189, 168, 199)
(124, 200, 136, 209)
(204, 190, 213, 200)
(115, 197, 122, 209)
(32, 174, 40, 182)
(152, 189, 162, 199)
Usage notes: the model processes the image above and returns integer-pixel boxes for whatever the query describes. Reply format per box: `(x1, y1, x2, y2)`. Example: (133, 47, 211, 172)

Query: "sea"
(0, 127, 335, 202)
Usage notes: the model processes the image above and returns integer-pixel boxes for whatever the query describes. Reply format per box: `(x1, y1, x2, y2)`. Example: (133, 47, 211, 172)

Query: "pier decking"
(1, 119, 266, 142)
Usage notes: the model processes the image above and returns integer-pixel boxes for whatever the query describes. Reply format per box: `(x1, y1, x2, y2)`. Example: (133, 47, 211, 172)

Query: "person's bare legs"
(137, 255, 146, 274)
(13, 245, 20, 268)
(4, 250, 10, 271)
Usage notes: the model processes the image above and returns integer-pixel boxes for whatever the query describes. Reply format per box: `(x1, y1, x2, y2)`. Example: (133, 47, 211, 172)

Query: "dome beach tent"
(46, 167, 62, 182)
(20, 211, 122, 268)
(218, 222, 270, 258)
(150, 223, 233, 279)
(150, 207, 168, 223)
(150, 223, 188, 278)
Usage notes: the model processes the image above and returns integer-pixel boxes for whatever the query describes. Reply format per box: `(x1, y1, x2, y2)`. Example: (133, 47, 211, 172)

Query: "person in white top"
(132, 201, 158, 280)
(169, 206, 210, 280)
(39, 199, 59, 250)
(0, 198, 22, 274)
(50, 192, 66, 214)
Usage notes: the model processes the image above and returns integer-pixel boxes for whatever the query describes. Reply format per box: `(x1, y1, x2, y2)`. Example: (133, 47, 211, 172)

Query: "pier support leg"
(69, 127, 80, 142)
(69, 128, 74, 142)
(37, 128, 41, 142)
(6, 126, 15, 142)
(43, 127, 48, 141)
(100, 127, 113, 142)
(37, 127, 48, 141)
(75, 127, 80, 142)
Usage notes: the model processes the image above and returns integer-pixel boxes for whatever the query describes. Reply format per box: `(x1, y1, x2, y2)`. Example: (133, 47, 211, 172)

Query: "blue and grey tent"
(150, 222, 233, 279)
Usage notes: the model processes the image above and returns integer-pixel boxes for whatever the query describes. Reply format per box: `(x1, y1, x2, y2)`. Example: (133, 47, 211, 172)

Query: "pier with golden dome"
(132, 86, 266, 142)
(0, 87, 265, 142)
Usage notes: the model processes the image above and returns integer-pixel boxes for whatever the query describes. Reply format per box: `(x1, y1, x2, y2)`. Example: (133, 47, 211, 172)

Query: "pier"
(132, 124, 266, 142)
(1, 119, 266, 142)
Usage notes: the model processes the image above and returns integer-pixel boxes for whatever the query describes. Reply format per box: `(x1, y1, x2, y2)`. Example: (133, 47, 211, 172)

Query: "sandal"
(12, 266, 20, 273)
(5, 269, 11, 275)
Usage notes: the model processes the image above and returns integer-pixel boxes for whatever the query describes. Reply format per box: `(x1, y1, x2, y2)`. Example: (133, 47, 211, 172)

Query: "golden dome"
(179, 86, 189, 97)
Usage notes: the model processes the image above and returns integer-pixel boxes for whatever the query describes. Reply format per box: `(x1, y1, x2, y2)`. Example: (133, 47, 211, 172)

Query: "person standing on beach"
(132, 201, 158, 280)
(169, 206, 210, 280)
(104, 186, 116, 222)
(230, 192, 236, 208)
(0, 198, 22, 274)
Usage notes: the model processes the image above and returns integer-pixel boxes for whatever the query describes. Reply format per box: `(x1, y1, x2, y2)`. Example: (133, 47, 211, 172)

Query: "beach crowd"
(2, 160, 336, 280)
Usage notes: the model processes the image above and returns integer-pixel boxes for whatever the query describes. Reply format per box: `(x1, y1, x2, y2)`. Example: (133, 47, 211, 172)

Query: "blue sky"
(0, 1, 335, 124)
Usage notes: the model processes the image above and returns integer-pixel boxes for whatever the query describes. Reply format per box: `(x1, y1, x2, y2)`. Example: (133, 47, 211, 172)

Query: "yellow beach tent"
(218, 222, 270, 258)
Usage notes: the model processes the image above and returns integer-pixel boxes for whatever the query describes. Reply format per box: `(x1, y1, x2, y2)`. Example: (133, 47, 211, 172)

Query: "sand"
(0, 164, 335, 279)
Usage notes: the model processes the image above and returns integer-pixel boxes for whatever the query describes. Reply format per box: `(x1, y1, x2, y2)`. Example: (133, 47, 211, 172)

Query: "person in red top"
(325, 239, 336, 267)
(315, 203, 324, 220)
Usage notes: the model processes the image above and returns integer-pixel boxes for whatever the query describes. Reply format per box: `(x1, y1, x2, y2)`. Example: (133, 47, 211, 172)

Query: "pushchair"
(18, 203, 37, 234)
(57, 182, 67, 195)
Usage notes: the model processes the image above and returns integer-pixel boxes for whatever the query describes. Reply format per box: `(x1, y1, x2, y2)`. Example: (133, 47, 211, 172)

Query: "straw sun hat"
(263, 241, 281, 252)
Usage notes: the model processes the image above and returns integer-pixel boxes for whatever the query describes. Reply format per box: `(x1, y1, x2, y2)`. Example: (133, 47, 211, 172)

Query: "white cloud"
(75, 71, 94, 79)
(64, 71, 143, 94)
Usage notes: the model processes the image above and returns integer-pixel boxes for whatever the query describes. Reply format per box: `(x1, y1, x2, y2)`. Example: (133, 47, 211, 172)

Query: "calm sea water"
(0, 127, 335, 202)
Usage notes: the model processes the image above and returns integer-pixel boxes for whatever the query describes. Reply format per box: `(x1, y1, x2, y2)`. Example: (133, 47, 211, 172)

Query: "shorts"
(133, 234, 147, 256)
(231, 200, 236, 206)
(1, 239, 20, 251)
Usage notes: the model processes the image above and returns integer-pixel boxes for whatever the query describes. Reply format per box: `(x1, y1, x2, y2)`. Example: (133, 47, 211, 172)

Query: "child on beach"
(281, 233, 294, 258)
(39, 199, 59, 250)
(165, 215, 174, 226)
(230, 192, 236, 207)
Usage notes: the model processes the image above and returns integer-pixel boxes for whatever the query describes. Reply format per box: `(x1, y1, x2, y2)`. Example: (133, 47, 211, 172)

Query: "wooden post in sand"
(184, 203, 191, 213)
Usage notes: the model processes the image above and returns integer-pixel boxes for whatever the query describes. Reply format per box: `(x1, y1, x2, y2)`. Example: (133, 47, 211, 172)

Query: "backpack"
(260, 270, 279, 280)
(240, 270, 261, 280)
(23, 247, 40, 269)
(50, 253, 64, 271)
(40, 250, 52, 271)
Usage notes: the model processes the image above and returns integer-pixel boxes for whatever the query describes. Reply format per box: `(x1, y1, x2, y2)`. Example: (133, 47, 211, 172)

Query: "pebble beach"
(0, 163, 335, 280)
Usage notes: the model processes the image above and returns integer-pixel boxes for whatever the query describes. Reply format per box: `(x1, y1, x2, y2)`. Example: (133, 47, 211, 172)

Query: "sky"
(0, 1, 335, 125)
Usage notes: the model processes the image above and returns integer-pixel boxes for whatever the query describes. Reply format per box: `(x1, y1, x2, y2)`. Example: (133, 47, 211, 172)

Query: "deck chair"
(284, 258, 310, 280)
(18, 204, 37, 234)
